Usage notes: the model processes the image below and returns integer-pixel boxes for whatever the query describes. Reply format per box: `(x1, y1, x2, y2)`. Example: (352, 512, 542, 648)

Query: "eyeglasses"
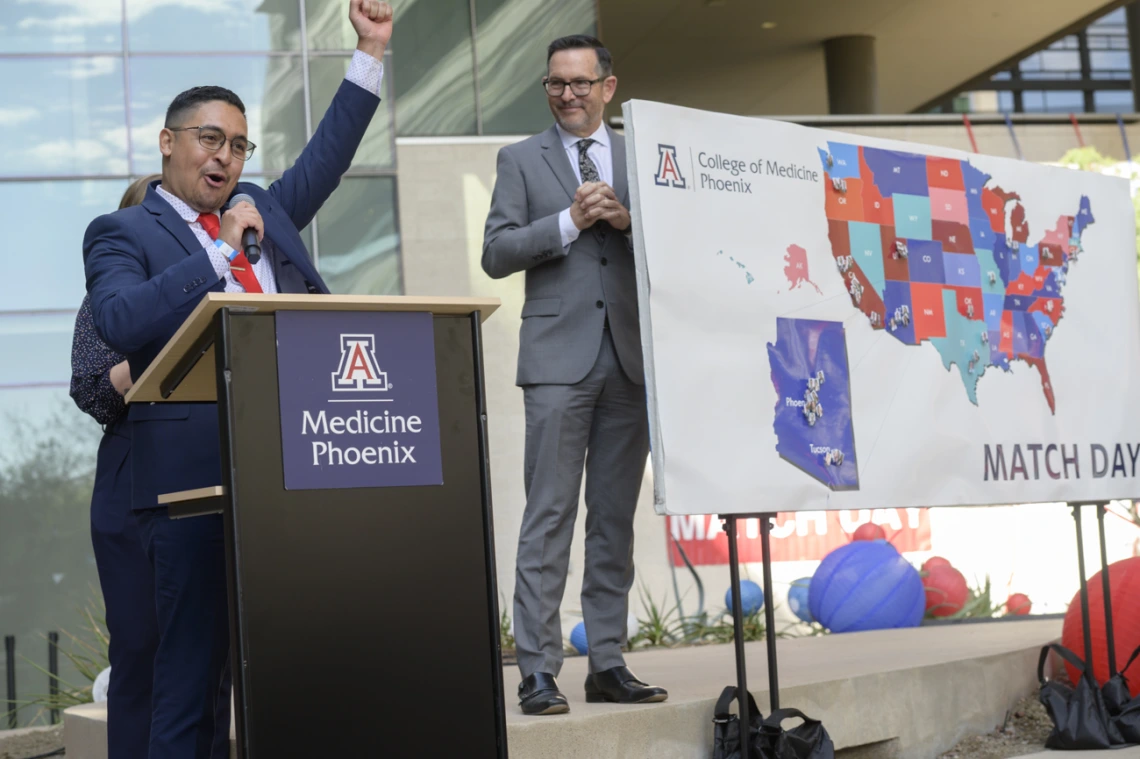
(542, 77, 604, 97)
(169, 125, 256, 161)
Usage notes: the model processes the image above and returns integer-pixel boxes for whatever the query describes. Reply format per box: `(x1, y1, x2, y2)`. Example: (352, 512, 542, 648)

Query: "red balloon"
(852, 522, 886, 541)
(1006, 593, 1032, 616)
(1061, 556, 1140, 698)
(922, 556, 952, 572)
(923, 565, 969, 617)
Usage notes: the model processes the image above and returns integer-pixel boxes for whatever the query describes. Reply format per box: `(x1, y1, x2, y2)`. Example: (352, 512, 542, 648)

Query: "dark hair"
(547, 34, 613, 77)
(164, 86, 246, 128)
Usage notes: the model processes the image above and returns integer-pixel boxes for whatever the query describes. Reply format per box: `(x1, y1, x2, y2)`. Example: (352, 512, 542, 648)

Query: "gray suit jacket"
(482, 124, 644, 387)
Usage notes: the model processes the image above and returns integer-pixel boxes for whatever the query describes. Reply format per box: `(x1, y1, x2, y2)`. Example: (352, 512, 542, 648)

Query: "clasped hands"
(570, 182, 630, 232)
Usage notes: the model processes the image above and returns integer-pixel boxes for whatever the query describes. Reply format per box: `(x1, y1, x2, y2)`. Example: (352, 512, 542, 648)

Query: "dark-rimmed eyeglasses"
(542, 78, 604, 97)
(169, 125, 256, 161)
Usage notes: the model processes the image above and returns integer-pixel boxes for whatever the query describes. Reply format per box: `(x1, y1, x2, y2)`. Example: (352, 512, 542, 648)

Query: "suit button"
(183, 285, 191, 293)
(596, 300, 604, 309)
(601, 257, 608, 266)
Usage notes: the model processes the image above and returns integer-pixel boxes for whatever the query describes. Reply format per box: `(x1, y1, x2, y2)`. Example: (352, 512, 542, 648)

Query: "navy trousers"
(91, 425, 233, 759)
(134, 506, 232, 759)
(90, 422, 159, 759)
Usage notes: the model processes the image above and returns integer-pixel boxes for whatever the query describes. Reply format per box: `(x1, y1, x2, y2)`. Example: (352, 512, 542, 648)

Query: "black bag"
(1038, 642, 1122, 749)
(1104, 645, 1140, 744)
(1116, 698, 1140, 745)
(712, 688, 835, 759)
(712, 686, 762, 759)
(756, 707, 836, 759)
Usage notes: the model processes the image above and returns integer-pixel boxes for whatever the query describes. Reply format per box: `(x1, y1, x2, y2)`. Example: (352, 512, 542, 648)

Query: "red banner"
(666, 509, 932, 566)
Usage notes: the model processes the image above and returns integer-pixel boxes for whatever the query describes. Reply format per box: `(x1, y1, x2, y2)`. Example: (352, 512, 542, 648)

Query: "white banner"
(623, 99, 1140, 515)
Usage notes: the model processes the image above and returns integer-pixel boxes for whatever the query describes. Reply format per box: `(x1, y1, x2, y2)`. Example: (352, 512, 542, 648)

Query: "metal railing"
(3, 632, 62, 730)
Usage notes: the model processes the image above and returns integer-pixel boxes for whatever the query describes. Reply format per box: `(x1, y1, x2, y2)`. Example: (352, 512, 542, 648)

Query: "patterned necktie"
(196, 212, 263, 294)
(577, 138, 600, 183)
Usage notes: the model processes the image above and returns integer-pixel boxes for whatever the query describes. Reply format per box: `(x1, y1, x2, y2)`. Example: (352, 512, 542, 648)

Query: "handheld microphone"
(226, 193, 261, 264)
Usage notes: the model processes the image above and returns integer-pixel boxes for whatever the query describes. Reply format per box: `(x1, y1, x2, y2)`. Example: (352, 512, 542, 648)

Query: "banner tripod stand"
(721, 503, 1123, 748)
(1094, 502, 1118, 677)
(722, 512, 781, 741)
(1069, 502, 1118, 680)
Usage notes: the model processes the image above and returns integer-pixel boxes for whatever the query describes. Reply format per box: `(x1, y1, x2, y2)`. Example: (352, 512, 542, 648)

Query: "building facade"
(930, 8, 1134, 114)
(0, 0, 596, 722)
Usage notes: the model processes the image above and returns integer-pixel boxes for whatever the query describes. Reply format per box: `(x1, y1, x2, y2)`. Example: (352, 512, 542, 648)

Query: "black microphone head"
(226, 192, 261, 264)
(227, 193, 256, 209)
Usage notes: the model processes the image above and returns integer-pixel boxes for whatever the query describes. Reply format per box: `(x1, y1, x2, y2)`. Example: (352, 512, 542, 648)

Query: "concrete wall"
(394, 118, 1140, 653)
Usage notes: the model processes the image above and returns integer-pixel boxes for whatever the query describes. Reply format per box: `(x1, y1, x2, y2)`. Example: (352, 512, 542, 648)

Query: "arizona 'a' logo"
(331, 334, 390, 392)
(654, 144, 686, 189)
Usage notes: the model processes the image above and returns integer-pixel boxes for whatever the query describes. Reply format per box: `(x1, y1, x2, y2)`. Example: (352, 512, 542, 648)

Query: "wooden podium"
(128, 293, 508, 758)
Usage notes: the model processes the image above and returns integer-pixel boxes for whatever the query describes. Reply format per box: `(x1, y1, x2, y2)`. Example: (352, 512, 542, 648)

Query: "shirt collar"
(556, 121, 608, 152)
(155, 184, 217, 223)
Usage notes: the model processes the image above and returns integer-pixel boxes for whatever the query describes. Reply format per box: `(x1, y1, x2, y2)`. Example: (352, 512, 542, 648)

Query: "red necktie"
(197, 212, 263, 294)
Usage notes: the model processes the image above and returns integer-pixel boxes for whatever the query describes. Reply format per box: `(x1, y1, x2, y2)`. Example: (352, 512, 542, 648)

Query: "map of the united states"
(818, 141, 1094, 414)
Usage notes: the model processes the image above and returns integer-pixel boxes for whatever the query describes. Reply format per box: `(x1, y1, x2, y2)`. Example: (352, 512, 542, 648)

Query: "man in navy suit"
(83, 3, 394, 756)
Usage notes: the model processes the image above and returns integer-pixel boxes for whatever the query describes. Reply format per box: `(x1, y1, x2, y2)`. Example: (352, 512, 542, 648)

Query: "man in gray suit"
(482, 34, 667, 716)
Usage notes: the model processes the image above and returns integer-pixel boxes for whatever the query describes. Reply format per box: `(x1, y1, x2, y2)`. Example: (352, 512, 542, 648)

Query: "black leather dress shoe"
(519, 672, 570, 715)
(585, 666, 668, 704)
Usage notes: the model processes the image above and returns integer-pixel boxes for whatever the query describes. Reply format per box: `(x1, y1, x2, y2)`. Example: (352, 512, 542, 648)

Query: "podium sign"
(127, 294, 507, 759)
(275, 310, 444, 490)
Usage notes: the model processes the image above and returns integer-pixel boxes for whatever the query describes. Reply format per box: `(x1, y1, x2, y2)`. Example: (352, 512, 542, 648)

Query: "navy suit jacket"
(83, 78, 379, 510)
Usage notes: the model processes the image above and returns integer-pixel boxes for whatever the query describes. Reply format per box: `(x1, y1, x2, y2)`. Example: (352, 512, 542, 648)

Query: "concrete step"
(65, 619, 1065, 759)
(1018, 750, 1140, 758)
(0, 723, 63, 758)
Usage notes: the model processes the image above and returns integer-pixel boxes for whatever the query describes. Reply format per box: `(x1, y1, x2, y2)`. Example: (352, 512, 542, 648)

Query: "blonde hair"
(119, 174, 162, 209)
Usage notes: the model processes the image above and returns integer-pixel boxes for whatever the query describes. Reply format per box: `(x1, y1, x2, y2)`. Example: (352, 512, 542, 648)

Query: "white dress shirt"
(154, 49, 386, 293)
(155, 184, 280, 294)
(556, 122, 613, 249)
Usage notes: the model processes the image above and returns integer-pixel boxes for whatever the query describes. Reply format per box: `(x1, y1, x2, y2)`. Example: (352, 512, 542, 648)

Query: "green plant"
(954, 574, 1002, 619)
(924, 574, 1004, 621)
(1, 405, 104, 727)
(705, 608, 768, 644)
(628, 583, 687, 648)
(627, 583, 750, 650)
(676, 610, 720, 644)
(707, 604, 806, 644)
(620, 581, 816, 653)
(499, 608, 514, 651)
(1058, 146, 1119, 173)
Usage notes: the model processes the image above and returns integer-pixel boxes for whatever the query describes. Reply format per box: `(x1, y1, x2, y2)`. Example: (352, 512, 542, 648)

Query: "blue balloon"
(725, 580, 765, 616)
(569, 621, 588, 654)
(787, 578, 814, 623)
(809, 541, 924, 633)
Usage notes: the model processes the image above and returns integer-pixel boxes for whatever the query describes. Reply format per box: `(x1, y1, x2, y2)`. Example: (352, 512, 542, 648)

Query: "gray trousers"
(514, 330, 650, 678)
